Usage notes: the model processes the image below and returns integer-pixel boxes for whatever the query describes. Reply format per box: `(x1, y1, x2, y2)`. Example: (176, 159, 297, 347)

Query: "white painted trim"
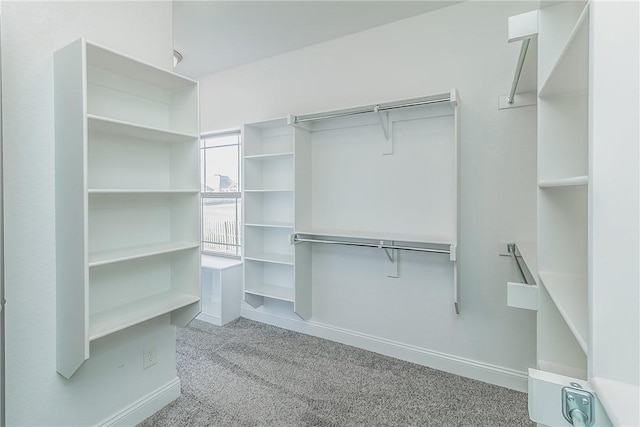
(241, 306, 529, 392)
(196, 312, 222, 326)
(96, 377, 181, 427)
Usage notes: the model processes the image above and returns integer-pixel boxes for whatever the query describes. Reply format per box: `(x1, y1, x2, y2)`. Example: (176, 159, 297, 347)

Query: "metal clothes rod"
(508, 38, 531, 104)
(293, 96, 451, 124)
(293, 236, 450, 255)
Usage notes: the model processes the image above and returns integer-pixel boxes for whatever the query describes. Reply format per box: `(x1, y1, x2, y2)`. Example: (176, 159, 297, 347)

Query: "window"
(201, 131, 241, 257)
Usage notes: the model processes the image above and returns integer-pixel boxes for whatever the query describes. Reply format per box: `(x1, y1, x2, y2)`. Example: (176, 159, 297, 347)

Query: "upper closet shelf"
(86, 41, 197, 90)
(294, 228, 454, 247)
(88, 115, 198, 142)
(539, 4, 589, 97)
(244, 152, 293, 160)
(289, 89, 458, 127)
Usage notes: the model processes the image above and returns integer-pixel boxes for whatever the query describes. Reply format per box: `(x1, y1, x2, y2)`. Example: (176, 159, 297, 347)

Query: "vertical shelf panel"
(54, 39, 90, 379)
(532, 0, 591, 399)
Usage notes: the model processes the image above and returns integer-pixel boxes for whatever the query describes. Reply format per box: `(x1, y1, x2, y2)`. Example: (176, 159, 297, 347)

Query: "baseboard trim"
(241, 306, 528, 392)
(197, 312, 222, 326)
(97, 377, 181, 427)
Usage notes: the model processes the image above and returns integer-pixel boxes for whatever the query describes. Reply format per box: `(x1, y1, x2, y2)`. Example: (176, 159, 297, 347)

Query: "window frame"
(200, 129, 242, 258)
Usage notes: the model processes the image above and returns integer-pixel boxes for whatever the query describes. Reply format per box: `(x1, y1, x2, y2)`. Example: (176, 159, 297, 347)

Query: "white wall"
(2, 2, 179, 425)
(200, 1, 539, 383)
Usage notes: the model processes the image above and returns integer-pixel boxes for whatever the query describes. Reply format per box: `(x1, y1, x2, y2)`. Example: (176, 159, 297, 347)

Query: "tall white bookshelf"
(54, 39, 200, 378)
(535, 1, 589, 381)
(242, 119, 304, 317)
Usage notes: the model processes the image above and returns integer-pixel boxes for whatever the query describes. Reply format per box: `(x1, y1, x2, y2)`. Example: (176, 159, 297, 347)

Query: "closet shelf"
(86, 41, 198, 90)
(244, 252, 294, 266)
(538, 175, 588, 188)
(88, 114, 198, 143)
(538, 271, 588, 353)
(244, 221, 293, 229)
(89, 241, 200, 267)
(89, 291, 200, 341)
(539, 4, 589, 97)
(88, 189, 199, 194)
(244, 152, 293, 160)
(295, 228, 454, 246)
(245, 283, 294, 302)
(244, 189, 294, 193)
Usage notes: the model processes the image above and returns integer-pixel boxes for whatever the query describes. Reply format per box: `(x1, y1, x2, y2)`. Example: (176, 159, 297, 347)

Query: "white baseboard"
(197, 312, 222, 326)
(97, 377, 181, 427)
(241, 306, 528, 392)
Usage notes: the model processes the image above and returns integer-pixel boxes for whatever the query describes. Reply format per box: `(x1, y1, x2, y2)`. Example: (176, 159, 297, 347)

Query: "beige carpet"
(138, 318, 534, 427)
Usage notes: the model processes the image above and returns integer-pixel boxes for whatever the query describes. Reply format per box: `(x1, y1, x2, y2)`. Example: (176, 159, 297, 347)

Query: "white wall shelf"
(88, 242, 200, 267)
(88, 189, 199, 194)
(244, 152, 293, 160)
(294, 228, 454, 247)
(244, 253, 294, 265)
(54, 38, 200, 378)
(245, 222, 294, 229)
(538, 175, 588, 188)
(245, 283, 294, 302)
(89, 290, 200, 341)
(88, 114, 198, 142)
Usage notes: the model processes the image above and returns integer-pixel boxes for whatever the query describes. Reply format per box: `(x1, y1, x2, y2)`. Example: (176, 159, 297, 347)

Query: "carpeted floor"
(138, 318, 534, 427)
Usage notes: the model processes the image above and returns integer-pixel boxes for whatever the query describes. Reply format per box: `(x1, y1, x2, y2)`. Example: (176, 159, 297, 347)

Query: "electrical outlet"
(143, 346, 157, 369)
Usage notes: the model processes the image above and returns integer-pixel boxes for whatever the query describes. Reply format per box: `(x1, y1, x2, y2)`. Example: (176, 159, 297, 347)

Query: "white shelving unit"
(242, 92, 459, 320)
(535, 1, 590, 381)
(242, 118, 312, 317)
(54, 39, 200, 378)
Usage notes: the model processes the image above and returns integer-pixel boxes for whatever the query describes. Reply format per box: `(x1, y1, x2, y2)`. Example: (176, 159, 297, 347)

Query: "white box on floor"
(198, 255, 243, 325)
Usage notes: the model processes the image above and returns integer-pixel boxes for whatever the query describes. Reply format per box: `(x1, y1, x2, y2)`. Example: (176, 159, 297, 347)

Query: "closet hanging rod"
(507, 38, 531, 104)
(293, 95, 451, 124)
(292, 235, 450, 255)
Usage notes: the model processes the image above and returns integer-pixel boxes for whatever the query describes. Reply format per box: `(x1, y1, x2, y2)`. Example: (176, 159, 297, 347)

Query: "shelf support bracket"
(380, 240, 398, 278)
(375, 106, 393, 155)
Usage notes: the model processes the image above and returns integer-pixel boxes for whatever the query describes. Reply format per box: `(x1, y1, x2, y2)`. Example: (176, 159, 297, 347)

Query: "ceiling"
(173, 1, 460, 78)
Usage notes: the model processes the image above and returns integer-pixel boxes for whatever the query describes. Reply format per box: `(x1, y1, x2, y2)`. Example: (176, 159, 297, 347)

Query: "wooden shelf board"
(88, 189, 199, 194)
(295, 227, 454, 246)
(244, 221, 294, 229)
(245, 283, 294, 302)
(538, 270, 588, 353)
(244, 152, 293, 160)
(538, 175, 588, 188)
(244, 252, 294, 265)
(88, 114, 198, 142)
(539, 4, 589, 97)
(89, 241, 199, 267)
(89, 291, 199, 341)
